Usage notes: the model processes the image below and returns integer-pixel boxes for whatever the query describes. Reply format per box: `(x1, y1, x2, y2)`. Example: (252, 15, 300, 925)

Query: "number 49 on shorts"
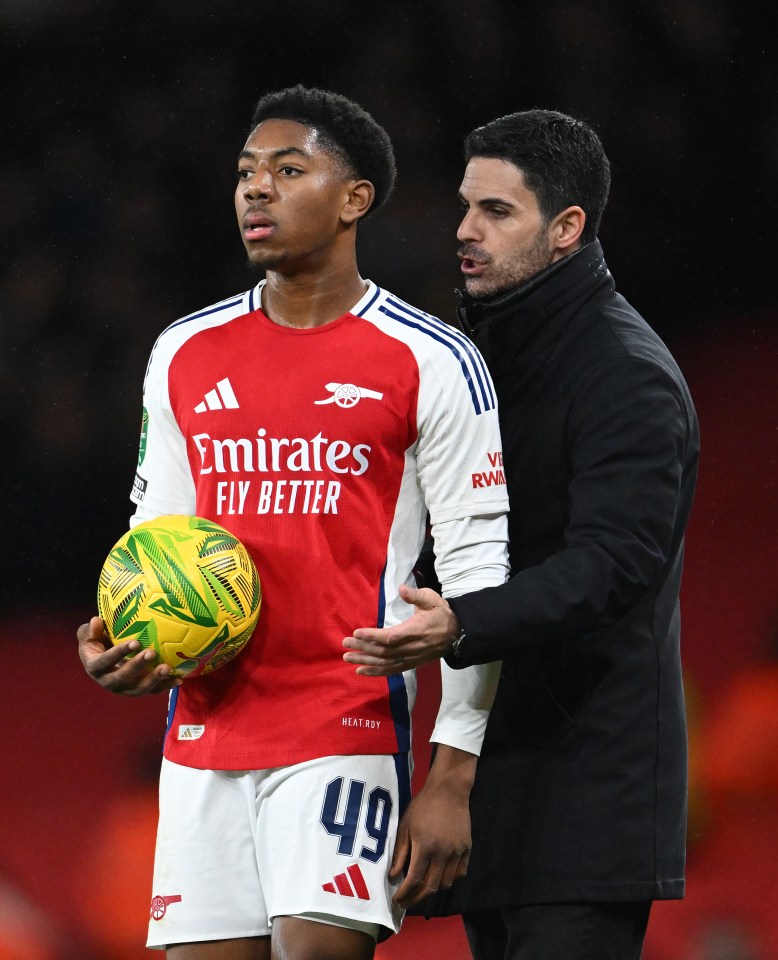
(320, 776, 393, 863)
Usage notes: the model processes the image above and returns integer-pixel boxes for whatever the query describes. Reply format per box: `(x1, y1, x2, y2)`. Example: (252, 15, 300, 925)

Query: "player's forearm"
(432, 515, 506, 756)
(425, 743, 479, 797)
(431, 659, 501, 756)
(432, 513, 510, 597)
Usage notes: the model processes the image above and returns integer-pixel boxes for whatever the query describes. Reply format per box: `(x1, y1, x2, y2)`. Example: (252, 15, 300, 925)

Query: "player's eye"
(237, 168, 252, 181)
(279, 165, 301, 176)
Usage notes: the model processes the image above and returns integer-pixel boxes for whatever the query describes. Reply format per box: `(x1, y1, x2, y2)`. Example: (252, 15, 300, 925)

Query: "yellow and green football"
(97, 515, 261, 678)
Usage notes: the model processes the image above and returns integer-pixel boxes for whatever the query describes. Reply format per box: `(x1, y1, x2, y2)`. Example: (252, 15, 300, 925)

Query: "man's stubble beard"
(465, 228, 554, 299)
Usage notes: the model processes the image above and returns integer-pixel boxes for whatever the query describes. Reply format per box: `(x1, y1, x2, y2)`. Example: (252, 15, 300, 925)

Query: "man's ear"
(341, 179, 375, 225)
(551, 205, 586, 257)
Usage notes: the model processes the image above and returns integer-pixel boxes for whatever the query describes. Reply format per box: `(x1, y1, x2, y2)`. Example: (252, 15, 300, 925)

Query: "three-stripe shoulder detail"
(165, 293, 247, 332)
(144, 290, 253, 386)
(364, 292, 496, 415)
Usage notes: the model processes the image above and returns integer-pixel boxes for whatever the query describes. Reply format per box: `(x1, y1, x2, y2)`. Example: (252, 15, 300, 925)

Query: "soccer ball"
(97, 514, 261, 678)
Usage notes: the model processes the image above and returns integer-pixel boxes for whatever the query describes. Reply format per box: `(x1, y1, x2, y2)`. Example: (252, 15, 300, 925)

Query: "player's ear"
(341, 179, 375, 225)
(551, 205, 585, 254)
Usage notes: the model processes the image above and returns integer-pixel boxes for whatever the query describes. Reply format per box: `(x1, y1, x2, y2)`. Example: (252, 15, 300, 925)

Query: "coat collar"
(455, 239, 613, 339)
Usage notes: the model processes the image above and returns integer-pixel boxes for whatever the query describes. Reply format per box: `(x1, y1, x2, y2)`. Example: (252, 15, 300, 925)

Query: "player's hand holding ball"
(78, 515, 261, 695)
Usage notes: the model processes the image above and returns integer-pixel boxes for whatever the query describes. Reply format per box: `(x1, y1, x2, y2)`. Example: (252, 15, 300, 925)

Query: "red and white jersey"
(131, 281, 508, 770)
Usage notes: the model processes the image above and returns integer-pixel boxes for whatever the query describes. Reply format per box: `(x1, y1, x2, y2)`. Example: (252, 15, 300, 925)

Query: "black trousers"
(462, 902, 652, 960)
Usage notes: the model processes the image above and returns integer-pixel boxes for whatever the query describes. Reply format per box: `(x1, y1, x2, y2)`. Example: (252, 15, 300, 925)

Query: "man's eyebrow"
(477, 196, 515, 208)
(238, 147, 310, 162)
(458, 192, 515, 208)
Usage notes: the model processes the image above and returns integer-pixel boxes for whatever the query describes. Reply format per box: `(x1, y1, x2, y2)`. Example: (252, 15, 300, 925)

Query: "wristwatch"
(449, 627, 466, 660)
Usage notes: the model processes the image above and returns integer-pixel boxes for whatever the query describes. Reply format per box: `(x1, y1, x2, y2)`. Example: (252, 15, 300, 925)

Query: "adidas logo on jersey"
(314, 382, 383, 408)
(177, 724, 205, 740)
(322, 863, 371, 900)
(194, 378, 240, 413)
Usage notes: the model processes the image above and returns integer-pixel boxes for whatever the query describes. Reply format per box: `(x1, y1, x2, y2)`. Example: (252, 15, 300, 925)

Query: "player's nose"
(244, 169, 275, 202)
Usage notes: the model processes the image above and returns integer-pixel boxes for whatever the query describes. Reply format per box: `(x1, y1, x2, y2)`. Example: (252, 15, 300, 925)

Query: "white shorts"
(147, 754, 410, 949)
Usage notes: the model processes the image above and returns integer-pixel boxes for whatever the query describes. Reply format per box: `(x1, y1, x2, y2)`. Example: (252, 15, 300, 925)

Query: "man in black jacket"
(343, 110, 699, 960)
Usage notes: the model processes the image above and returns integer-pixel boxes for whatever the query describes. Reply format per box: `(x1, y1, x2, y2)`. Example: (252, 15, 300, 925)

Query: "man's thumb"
(399, 583, 439, 610)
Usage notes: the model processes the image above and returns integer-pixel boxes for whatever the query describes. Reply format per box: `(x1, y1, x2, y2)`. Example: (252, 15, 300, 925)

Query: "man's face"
(235, 118, 351, 273)
(457, 156, 556, 298)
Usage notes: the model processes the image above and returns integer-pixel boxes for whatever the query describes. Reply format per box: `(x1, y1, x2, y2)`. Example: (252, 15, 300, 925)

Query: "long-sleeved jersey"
(131, 280, 509, 769)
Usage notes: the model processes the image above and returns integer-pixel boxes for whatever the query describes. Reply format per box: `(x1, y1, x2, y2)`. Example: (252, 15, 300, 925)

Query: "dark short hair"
(464, 109, 611, 245)
(250, 85, 397, 217)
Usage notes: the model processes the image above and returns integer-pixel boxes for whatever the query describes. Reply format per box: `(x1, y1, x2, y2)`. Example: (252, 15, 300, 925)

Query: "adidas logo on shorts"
(322, 863, 370, 900)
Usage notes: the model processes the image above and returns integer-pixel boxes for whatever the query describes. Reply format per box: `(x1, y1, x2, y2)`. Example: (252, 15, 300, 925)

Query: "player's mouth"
(243, 211, 276, 241)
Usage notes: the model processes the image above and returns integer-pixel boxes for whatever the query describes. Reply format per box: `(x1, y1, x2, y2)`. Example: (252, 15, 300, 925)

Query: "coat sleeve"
(448, 356, 697, 665)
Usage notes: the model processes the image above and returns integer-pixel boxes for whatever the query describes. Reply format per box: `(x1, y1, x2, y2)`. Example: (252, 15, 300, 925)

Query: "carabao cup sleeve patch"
(137, 407, 149, 466)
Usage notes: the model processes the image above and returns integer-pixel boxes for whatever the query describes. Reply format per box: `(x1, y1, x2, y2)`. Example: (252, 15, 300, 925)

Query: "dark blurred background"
(1, 1, 776, 958)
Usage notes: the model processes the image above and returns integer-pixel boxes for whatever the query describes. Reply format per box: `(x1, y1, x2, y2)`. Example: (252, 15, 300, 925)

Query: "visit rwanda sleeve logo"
(137, 407, 149, 466)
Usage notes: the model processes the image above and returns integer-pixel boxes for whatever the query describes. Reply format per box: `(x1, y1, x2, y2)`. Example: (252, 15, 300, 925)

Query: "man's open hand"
(342, 584, 460, 676)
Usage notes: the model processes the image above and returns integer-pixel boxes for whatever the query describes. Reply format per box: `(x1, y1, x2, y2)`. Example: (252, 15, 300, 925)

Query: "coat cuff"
(446, 591, 508, 667)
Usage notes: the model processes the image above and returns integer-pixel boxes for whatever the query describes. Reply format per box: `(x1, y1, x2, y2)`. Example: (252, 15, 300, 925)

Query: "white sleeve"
(412, 339, 510, 757)
(415, 333, 509, 526)
(427, 511, 507, 754)
(433, 514, 509, 598)
(129, 334, 196, 519)
(431, 660, 502, 756)
(130, 501, 168, 527)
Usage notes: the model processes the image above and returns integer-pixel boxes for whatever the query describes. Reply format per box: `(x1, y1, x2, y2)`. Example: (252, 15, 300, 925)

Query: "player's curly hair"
(465, 109, 611, 245)
(250, 85, 397, 218)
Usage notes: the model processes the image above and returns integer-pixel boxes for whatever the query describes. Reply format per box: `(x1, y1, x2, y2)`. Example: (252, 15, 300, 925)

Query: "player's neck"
(262, 262, 368, 329)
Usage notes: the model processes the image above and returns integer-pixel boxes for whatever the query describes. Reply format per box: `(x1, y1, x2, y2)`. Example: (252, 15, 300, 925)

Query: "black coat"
(438, 241, 699, 910)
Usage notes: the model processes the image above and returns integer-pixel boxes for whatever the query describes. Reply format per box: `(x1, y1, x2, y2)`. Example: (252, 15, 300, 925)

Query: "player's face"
(457, 156, 556, 298)
(235, 118, 353, 273)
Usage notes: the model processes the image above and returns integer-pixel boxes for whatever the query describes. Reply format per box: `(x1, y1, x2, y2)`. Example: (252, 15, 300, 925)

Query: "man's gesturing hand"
(342, 583, 460, 676)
